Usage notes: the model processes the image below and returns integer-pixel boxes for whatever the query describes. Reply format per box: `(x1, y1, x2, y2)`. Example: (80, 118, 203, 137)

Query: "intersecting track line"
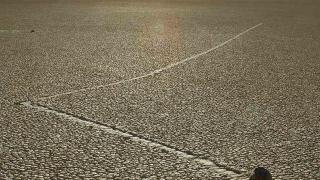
(0, 30, 21, 33)
(38, 23, 263, 101)
(20, 101, 246, 179)
(19, 23, 263, 179)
